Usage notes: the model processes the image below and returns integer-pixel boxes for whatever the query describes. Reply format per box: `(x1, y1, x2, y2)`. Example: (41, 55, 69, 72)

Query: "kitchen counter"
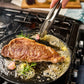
(64, 3, 84, 23)
(0, 2, 84, 23)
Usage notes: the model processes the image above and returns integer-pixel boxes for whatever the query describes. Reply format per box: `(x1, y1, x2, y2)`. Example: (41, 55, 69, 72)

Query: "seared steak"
(1, 38, 64, 63)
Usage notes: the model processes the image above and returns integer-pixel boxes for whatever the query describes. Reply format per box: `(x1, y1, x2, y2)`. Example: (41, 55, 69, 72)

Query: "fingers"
(50, 0, 69, 8)
(62, 0, 69, 8)
(50, 0, 59, 8)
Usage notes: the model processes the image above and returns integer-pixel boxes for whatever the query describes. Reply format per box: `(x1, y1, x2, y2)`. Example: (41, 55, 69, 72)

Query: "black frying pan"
(0, 29, 71, 84)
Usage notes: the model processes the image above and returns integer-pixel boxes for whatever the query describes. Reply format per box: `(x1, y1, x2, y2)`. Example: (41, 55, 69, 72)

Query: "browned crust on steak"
(1, 38, 64, 63)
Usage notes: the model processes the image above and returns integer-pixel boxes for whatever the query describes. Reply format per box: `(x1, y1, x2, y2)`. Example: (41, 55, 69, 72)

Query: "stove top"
(0, 7, 83, 84)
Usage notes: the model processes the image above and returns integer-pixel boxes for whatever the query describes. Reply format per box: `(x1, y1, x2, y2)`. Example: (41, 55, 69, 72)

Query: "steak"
(1, 38, 64, 63)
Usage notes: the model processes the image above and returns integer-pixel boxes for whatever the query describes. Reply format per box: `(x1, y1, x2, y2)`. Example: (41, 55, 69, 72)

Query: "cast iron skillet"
(0, 29, 71, 84)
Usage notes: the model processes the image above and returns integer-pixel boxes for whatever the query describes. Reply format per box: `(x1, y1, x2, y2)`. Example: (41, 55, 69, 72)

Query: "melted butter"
(41, 35, 71, 80)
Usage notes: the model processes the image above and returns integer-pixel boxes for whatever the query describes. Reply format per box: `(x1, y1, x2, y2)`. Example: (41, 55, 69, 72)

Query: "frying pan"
(0, 29, 71, 84)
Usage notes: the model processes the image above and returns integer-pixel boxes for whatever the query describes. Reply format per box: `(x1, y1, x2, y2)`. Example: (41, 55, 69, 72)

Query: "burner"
(0, 22, 4, 28)
(0, 14, 11, 38)
(0, 22, 8, 28)
(0, 21, 6, 37)
(0, 14, 10, 24)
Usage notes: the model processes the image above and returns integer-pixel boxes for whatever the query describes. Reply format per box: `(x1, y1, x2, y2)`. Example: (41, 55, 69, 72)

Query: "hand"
(50, 0, 69, 8)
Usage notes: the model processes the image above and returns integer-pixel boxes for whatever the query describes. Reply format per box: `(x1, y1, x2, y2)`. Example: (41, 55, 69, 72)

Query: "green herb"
(16, 31, 30, 38)
(17, 62, 36, 76)
(30, 62, 37, 67)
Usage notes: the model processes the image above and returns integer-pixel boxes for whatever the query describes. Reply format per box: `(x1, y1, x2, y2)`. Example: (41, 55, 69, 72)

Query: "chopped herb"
(17, 62, 36, 76)
(30, 62, 37, 67)
(16, 31, 30, 38)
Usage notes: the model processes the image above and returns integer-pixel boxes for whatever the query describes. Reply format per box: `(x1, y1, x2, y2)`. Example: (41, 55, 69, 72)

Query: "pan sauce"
(32, 34, 71, 80)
